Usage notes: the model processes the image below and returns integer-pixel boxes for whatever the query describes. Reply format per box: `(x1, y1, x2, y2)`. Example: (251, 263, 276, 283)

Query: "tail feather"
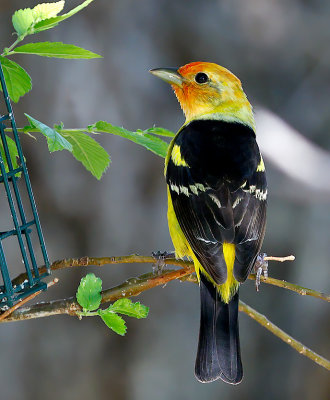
(195, 274, 243, 384)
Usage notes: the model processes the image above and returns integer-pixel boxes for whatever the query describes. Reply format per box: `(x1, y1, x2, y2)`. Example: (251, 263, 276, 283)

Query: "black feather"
(195, 274, 243, 384)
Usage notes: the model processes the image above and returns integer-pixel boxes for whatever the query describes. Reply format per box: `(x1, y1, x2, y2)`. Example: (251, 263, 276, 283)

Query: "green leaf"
(0, 57, 32, 102)
(94, 121, 169, 158)
(12, 8, 34, 36)
(98, 310, 127, 335)
(12, 1, 64, 36)
(32, 1, 65, 22)
(143, 126, 175, 137)
(25, 114, 72, 152)
(34, 0, 95, 33)
(0, 136, 20, 175)
(62, 131, 110, 179)
(14, 42, 102, 59)
(109, 298, 149, 319)
(76, 273, 102, 311)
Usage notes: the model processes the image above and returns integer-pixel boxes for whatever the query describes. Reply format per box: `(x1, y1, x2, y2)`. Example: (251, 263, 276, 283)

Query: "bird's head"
(150, 62, 255, 129)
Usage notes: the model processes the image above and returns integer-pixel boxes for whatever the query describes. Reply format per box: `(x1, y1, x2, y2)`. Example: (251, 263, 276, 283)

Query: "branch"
(11, 254, 330, 302)
(4, 268, 192, 322)
(239, 301, 330, 370)
(249, 273, 330, 301)
(3, 264, 330, 371)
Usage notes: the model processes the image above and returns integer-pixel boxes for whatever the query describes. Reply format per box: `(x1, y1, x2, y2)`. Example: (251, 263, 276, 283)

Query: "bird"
(150, 62, 267, 384)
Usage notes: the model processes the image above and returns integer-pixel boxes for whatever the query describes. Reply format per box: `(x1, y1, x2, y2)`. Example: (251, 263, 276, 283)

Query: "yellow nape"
(171, 144, 189, 167)
(219, 243, 238, 303)
(256, 156, 265, 172)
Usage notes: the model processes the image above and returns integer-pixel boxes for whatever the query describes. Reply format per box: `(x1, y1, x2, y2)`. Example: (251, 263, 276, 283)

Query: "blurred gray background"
(0, 0, 329, 399)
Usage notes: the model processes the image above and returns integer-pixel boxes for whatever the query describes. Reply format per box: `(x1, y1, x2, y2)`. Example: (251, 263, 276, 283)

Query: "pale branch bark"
(249, 273, 330, 301)
(263, 255, 295, 262)
(11, 254, 330, 302)
(239, 301, 330, 371)
(3, 264, 330, 371)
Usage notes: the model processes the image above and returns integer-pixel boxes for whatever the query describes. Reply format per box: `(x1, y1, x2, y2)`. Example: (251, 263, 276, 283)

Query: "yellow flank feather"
(167, 188, 191, 259)
(171, 144, 189, 167)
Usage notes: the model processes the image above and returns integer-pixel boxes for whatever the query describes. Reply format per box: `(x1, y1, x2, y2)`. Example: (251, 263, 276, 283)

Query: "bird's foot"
(254, 252, 268, 292)
(152, 251, 176, 274)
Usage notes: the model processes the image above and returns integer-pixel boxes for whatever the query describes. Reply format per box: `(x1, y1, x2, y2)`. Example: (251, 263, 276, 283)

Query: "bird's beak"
(149, 67, 184, 88)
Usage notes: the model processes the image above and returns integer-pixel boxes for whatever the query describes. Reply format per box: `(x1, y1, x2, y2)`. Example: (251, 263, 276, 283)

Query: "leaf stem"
(76, 311, 99, 318)
(2, 36, 25, 57)
(5, 127, 88, 134)
(5, 126, 169, 136)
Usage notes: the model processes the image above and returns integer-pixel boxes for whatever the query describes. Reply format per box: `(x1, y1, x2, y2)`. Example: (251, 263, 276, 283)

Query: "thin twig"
(11, 254, 330, 302)
(0, 278, 59, 321)
(264, 255, 295, 262)
(239, 301, 330, 370)
(0, 290, 43, 321)
(249, 274, 330, 301)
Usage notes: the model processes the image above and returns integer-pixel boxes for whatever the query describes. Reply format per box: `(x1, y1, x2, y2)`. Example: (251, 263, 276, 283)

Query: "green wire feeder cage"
(0, 60, 50, 308)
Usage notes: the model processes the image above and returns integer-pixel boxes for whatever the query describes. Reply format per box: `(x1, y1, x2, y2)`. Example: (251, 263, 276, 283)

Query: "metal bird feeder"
(0, 60, 50, 308)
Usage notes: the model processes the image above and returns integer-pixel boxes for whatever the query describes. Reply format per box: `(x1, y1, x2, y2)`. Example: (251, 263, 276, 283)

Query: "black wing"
(166, 120, 267, 285)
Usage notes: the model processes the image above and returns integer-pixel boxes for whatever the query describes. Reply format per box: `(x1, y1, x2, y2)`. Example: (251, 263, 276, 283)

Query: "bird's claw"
(152, 251, 175, 274)
(254, 252, 268, 292)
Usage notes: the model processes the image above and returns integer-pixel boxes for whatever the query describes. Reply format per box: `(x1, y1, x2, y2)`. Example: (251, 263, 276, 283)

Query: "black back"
(166, 120, 267, 285)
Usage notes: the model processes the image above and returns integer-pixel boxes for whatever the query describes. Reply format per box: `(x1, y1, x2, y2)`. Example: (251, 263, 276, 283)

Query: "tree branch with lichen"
(2, 254, 330, 371)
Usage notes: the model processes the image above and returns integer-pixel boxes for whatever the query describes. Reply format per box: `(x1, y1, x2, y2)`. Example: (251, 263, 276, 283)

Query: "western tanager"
(150, 62, 267, 384)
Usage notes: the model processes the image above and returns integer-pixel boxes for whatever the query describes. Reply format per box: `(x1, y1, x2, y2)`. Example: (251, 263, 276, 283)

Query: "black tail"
(195, 274, 243, 384)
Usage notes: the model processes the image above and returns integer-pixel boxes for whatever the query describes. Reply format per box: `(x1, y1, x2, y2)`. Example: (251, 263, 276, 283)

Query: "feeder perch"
(0, 60, 50, 308)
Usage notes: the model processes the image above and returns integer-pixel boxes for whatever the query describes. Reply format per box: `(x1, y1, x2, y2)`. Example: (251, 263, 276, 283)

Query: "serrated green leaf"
(14, 42, 102, 59)
(34, 0, 95, 33)
(11, 1, 64, 36)
(76, 273, 102, 311)
(144, 126, 175, 137)
(25, 114, 72, 152)
(62, 131, 110, 179)
(0, 57, 32, 102)
(94, 121, 169, 158)
(12, 8, 34, 36)
(0, 136, 20, 175)
(98, 310, 127, 335)
(110, 298, 149, 319)
(32, 1, 65, 22)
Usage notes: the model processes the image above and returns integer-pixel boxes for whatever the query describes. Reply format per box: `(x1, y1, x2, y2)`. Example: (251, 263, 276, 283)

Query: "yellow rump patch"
(171, 144, 189, 167)
(220, 243, 238, 303)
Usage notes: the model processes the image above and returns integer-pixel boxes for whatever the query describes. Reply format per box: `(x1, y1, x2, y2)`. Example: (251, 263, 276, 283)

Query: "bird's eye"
(195, 72, 209, 84)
